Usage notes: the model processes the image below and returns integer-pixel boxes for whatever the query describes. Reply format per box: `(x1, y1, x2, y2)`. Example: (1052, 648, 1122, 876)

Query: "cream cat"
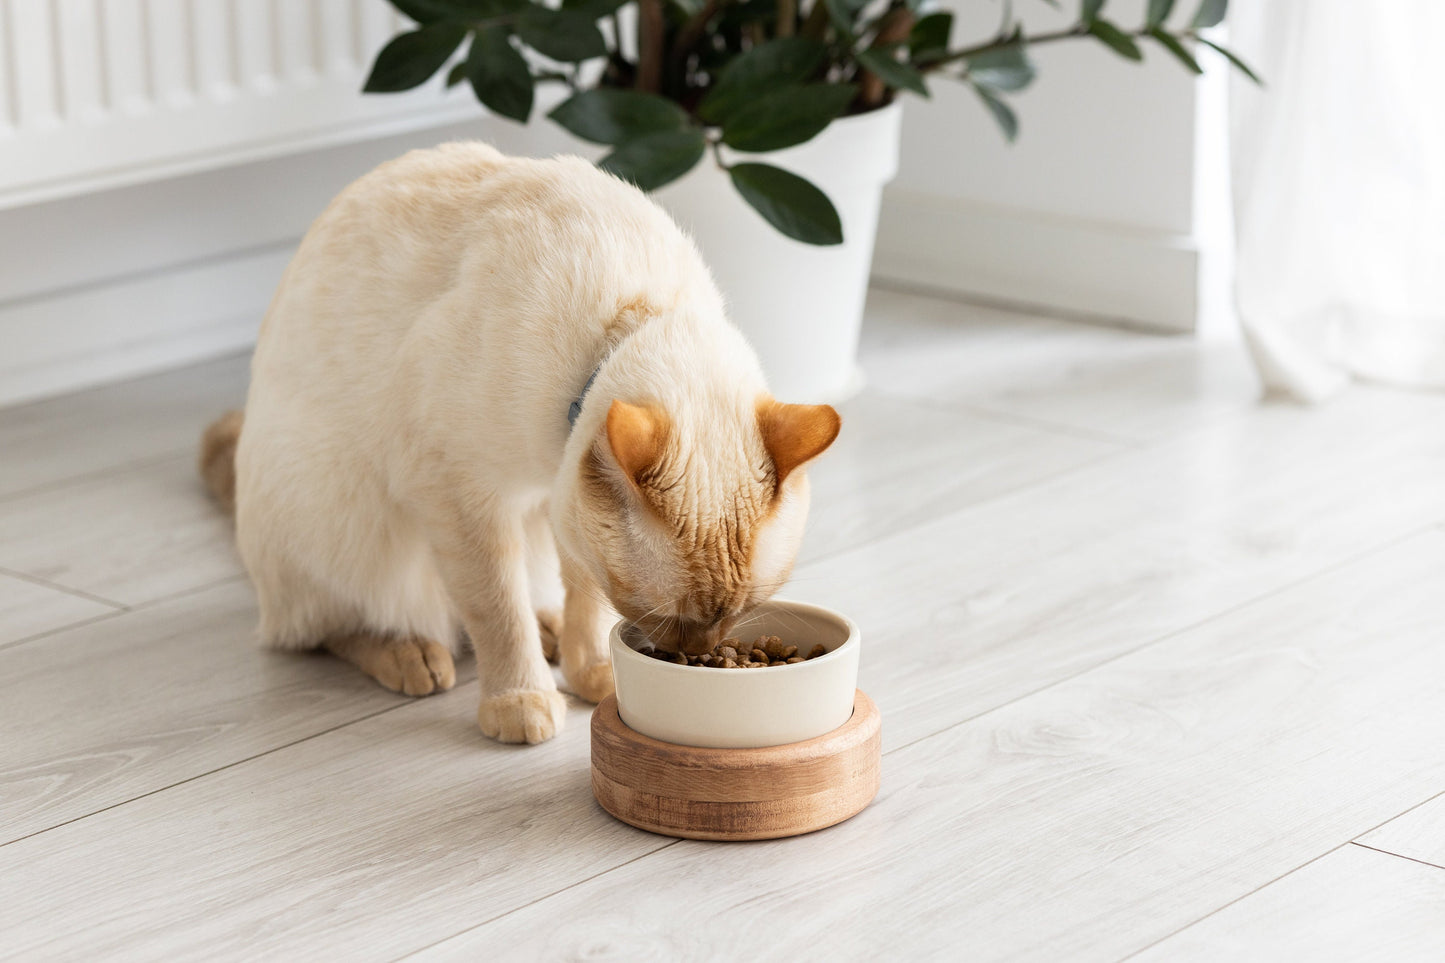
(200, 142, 840, 744)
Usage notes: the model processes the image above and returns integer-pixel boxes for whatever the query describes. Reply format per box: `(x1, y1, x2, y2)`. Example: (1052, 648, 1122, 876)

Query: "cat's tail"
(199, 409, 244, 515)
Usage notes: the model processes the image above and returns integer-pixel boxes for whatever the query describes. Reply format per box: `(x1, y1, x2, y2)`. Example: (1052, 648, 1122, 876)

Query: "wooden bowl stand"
(590, 690, 881, 841)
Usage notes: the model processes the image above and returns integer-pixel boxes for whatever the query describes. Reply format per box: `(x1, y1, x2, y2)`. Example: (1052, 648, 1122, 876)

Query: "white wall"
(0, 0, 486, 406)
(0, 0, 1221, 407)
(872, 0, 1210, 332)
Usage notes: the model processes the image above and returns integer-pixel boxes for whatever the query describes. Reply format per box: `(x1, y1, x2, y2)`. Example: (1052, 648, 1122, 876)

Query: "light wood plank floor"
(2, 287, 1443, 961)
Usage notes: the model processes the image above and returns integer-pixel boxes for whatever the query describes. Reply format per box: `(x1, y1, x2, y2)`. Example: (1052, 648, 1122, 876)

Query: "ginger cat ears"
(606, 400, 667, 486)
(756, 399, 841, 484)
(605, 398, 841, 490)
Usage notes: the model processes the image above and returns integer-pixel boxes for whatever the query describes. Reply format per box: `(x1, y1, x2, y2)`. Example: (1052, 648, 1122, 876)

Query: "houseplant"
(364, 0, 1257, 398)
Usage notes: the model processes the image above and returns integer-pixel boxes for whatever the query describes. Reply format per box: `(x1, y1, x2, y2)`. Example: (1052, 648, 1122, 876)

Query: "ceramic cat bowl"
(610, 598, 861, 749)
(591, 599, 881, 841)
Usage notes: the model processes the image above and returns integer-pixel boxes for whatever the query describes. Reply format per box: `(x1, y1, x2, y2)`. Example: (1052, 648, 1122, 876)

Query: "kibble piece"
(750, 648, 768, 663)
(807, 644, 827, 660)
(786, 656, 804, 664)
(722, 658, 738, 668)
(781, 645, 798, 659)
(718, 645, 738, 662)
(673, 652, 688, 664)
(763, 638, 785, 659)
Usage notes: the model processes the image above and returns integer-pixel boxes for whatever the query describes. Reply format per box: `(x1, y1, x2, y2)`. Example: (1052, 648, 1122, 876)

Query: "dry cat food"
(639, 635, 828, 669)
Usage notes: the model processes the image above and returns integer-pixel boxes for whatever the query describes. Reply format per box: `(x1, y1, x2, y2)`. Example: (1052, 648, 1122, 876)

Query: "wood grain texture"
(790, 381, 1445, 751)
(0, 579, 423, 844)
(0, 680, 662, 962)
(414, 531, 1445, 961)
(3, 292, 1445, 960)
(860, 287, 1261, 445)
(591, 691, 880, 840)
(800, 391, 1120, 565)
(0, 570, 116, 648)
(1134, 844, 1445, 961)
(0, 353, 248, 499)
(0, 453, 244, 605)
(1360, 794, 1445, 870)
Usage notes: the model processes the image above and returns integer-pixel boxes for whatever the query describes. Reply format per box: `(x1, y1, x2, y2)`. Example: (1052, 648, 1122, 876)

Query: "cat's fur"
(201, 142, 839, 744)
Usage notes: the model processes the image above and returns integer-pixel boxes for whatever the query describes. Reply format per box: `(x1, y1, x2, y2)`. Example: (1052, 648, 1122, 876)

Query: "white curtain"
(1229, 1, 1445, 403)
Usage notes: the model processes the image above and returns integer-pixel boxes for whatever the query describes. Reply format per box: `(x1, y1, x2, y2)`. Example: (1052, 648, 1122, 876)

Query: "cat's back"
(269, 141, 703, 337)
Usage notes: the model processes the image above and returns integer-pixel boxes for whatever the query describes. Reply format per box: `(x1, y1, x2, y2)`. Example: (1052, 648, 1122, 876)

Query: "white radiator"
(0, 0, 478, 209)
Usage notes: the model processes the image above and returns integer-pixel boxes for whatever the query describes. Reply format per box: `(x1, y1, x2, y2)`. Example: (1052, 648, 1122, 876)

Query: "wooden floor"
(3, 287, 1444, 961)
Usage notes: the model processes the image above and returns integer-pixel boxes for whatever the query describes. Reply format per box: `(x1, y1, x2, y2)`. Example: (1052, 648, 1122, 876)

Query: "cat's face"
(562, 397, 839, 654)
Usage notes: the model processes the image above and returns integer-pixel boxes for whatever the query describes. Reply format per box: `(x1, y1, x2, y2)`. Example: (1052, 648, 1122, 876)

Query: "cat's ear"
(606, 399, 666, 487)
(757, 400, 841, 485)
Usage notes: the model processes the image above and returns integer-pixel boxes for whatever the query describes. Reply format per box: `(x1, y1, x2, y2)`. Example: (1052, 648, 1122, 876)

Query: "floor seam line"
(0, 697, 418, 850)
(392, 839, 684, 960)
(1114, 841, 1355, 961)
(0, 565, 129, 610)
(879, 523, 1443, 761)
(1348, 841, 1445, 873)
(865, 387, 1144, 449)
(0, 574, 249, 654)
(797, 445, 1138, 573)
(0, 448, 196, 505)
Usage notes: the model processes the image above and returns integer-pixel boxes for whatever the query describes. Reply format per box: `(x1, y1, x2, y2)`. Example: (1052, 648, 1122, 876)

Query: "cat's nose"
(678, 620, 722, 655)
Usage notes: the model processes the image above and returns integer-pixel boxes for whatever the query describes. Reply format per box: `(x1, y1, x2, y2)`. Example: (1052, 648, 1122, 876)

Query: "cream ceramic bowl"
(608, 598, 860, 749)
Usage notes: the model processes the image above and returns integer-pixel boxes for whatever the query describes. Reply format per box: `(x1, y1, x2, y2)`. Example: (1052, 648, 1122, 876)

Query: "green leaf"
(821, 0, 862, 41)
(908, 11, 953, 63)
(1196, 35, 1262, 85)
(974, 85, 1017, 141)
(1080, 0, 1106, 22)
(1086, 19, 1143, 61)
(1148, 28, 1202, 73)
(857, 48, 929, 97)
(699, 37, 829, 124)
(599, 129, 707, 191)
(389, 0, 448, 23)
(466, 27, 534, 122)
(363, 23, 468, 93)
(548, 88, 691, 144)
(516, 5, 607, 62)
(1190, 0, 1227, 29)
(966, 44, 1036, 92)
(1145, 0, 1175, 26)
(392, 0, 525, 20)
(561, 0, 628, 16)
(720, 83, 857, 153)
(729, 163, 843, 246)
(446, 61, 467, 87)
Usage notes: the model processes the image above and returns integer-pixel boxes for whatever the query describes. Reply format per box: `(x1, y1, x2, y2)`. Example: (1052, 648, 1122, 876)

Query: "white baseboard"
(0, 116, 505, 409)
(0, 244, 289, 408)
(872, 189, 1200, 333)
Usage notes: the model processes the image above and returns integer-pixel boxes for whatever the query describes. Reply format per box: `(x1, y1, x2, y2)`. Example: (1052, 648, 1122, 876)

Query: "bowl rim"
(608, 596, 860, 677)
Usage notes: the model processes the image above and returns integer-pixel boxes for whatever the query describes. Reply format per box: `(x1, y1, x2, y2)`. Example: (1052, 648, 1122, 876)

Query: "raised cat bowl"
(591, 599, 880, 841)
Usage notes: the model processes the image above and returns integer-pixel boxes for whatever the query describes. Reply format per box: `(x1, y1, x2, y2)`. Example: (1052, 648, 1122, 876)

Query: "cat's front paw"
(564, 660, 614, 704)
(477, 688, 566, 744)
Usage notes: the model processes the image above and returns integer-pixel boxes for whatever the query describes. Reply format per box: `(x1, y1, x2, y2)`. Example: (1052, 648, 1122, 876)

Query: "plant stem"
(777, 0, 796, 37)
(709, 137, 730, 171)
(636, 0, 665, 92)
(925, 25, 1086, 70)
(858, 5, 914, 107)
(800, 0, 829, 42)
(669, 0, 720, 89)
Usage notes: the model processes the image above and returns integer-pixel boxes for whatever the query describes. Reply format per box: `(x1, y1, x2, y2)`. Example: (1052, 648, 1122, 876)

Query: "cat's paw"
(367, 638, 456, 697)
(564, 660, 614, 704)
(537, 609, 563, 664)
(477, 688, 566, 744)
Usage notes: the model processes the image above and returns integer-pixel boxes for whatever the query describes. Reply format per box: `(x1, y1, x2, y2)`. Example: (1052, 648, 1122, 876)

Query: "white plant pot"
(652, 103, 903, 403)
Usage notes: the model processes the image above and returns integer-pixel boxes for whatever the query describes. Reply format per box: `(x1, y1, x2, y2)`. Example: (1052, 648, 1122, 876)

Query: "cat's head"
(558, 396, 839, 654)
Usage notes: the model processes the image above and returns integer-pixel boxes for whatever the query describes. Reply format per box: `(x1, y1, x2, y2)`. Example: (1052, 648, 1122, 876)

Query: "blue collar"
(568, 365, 601, 430)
